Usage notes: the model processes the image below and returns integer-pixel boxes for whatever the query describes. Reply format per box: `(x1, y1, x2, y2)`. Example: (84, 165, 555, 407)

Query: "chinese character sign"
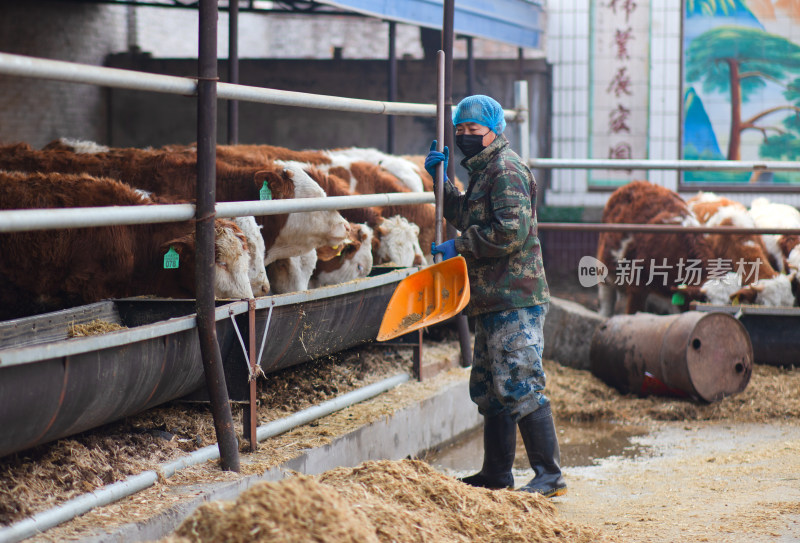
(590, 0, 650, 187)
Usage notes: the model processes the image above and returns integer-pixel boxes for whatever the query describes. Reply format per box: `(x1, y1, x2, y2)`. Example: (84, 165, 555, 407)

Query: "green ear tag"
(259, 181, 272, 201)
(163, 246, 180, 269)
(671, 292, 685, 306)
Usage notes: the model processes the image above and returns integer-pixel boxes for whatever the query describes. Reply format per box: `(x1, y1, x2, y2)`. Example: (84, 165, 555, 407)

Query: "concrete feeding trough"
(589, 311, 753, 402)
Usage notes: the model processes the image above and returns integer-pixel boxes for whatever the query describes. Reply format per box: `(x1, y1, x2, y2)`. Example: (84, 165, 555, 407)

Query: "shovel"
(377, 50, 470, 342)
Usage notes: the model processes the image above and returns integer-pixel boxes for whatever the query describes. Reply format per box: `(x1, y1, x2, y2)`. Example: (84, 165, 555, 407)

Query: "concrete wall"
(104, 55, 550, 166)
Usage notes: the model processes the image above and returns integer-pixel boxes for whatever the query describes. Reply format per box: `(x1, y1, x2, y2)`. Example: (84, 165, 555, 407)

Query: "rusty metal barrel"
(589, 311, 753, 402)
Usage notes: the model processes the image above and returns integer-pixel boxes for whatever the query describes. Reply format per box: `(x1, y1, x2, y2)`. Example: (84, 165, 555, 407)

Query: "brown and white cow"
(597, 180, 715, 316)
(0, 170, 253, 319)
(687, 192, 795, 307)
(323, 147, 426, 193)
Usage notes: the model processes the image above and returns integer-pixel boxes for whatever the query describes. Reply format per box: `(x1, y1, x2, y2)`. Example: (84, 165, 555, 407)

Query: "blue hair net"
(452, 95, 506, 135)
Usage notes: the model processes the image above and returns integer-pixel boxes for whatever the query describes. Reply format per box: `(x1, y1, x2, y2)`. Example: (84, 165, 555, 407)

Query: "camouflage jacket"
(443, 135, 550, 316)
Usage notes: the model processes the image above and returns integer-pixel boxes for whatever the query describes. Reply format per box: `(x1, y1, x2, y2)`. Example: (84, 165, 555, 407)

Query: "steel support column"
(197, 0, 240, 472)
(227, 0, 239, 144)
(387, 20, 397, 154)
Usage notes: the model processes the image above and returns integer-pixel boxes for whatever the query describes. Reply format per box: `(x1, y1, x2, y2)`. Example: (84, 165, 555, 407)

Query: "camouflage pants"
(469, 304, 549, 422)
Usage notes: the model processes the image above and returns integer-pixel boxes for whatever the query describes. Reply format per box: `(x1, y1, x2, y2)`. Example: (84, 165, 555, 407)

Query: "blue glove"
(431, 239, 457, 261)
(424, 140, 449, 181)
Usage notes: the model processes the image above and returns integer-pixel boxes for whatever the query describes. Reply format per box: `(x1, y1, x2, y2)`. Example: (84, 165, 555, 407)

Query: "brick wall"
(0, 2, 127, 147)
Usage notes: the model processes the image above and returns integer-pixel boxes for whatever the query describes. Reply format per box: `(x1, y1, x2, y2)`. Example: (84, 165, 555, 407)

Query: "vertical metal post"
(466, 36, 475, 96)
(435, 51, 445, 253)
(197, 0, 240, 472)
(227, 0, 239, 144)
(442, 0, 472, 368)
(387, 20, 397, 154)
(442, 0, 455, 180)
(515, 80, 530, 162)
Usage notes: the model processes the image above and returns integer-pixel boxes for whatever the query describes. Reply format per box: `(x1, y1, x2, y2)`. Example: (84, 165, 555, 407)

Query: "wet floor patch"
(425, 420, 651, 472)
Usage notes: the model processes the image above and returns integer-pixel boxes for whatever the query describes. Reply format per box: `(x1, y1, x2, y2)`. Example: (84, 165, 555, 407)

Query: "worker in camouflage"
(425, 94, 566, 499)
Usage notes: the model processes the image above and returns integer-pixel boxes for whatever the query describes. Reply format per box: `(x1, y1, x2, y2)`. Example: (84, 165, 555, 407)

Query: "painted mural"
(682, 0, 800, 185)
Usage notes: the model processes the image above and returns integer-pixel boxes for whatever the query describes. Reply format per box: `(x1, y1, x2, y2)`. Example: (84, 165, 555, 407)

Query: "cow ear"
(316, 245, 341, 262)
(159, 235, 193, 267)
(371, 235, 381, 255)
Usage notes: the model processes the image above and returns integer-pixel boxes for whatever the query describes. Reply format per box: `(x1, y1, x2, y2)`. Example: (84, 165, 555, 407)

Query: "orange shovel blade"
(377, 256, 470, 341)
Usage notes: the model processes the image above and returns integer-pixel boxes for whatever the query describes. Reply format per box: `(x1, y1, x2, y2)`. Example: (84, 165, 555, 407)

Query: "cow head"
(213, 219, 255, 299)
(311, 224, 374, 287)
(232, 215, 270, 297)
(374, 215, 425, 267)
(159, 220, 254, 299)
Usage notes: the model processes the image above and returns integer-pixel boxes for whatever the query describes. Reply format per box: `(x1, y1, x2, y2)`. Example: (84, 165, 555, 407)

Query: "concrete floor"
(428, 420, 800, 542)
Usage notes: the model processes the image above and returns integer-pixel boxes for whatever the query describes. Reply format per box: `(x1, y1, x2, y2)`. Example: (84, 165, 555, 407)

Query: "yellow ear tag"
(163, 246, 180, 269)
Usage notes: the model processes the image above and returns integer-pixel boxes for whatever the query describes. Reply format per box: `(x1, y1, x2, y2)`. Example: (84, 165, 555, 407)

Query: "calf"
(0, 171, 253, 319)
(597, 181, 714, 316)
(687, 192, 795, 307)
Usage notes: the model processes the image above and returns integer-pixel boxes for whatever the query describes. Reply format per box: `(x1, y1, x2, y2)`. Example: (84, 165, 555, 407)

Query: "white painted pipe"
(0, 192, 435, 234)
(529, 157, 800, 171)
(0, 373, 410, 543)
(256, 372, 410, 442)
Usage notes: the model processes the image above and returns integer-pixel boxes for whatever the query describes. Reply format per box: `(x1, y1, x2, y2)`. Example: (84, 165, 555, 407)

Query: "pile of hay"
(164, 459, 613, 543)
(68, 319, 126, 337)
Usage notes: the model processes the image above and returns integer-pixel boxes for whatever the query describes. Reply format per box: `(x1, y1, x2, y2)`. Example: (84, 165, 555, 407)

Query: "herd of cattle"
(597, 180, 800, 316)
(0, 138, 447, 320)
(1, 140, 798, 322)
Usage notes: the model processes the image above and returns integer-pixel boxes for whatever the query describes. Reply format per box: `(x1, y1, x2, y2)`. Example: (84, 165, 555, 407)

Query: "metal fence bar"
(0, 193, 434, 233)
(529, 157, 800, 172)
(0, 52, 197, 95)
(0, 52, 520, 121)
(538, 222, 800, 235)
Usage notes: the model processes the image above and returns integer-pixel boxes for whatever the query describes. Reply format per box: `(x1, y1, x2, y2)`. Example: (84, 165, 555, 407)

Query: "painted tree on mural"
(685, 26, 800, 160)
(760, 78, 800, 162)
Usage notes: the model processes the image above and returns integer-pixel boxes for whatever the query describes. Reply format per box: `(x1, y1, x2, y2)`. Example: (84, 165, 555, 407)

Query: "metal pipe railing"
(0, 193, 434, 233)
(529, 157, 800, 172)
(537, 222, 800, 235)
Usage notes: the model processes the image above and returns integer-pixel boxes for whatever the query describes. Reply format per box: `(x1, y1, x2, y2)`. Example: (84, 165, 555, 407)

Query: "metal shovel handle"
(434, 50, 446, 263)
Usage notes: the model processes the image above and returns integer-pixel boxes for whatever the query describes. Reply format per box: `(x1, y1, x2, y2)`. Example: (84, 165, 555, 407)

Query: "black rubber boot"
(459, 413, 516, 489)
(517, 403, 567, 498)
